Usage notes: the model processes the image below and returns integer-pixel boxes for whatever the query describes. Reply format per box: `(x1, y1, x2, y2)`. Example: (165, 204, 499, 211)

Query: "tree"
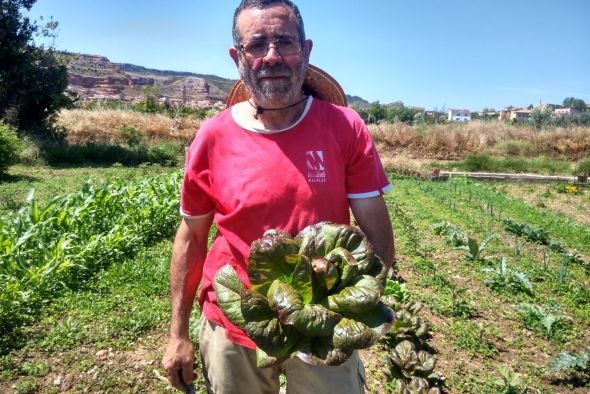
(530, 107, 553, 130)
(0, 0, 73, 132)
(562, 97, 587, 112)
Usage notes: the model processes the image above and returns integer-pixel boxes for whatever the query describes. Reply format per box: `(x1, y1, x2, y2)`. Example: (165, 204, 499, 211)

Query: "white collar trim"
(231, 96, 313, 134)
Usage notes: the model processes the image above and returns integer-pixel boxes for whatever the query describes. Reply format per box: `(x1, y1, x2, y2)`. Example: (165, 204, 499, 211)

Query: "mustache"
(256, 65, 292, 78)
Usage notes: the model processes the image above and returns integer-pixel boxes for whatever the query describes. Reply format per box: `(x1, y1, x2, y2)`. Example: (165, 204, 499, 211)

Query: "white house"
(448, 109, 471, 122)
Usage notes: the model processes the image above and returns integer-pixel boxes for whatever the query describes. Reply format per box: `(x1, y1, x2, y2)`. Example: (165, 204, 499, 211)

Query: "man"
(162, 1, 395, 392)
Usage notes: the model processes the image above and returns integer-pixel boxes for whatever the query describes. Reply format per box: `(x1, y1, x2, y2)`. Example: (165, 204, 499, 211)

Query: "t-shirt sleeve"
(180, 131, 215, 218)
(345, 118, 392, 199)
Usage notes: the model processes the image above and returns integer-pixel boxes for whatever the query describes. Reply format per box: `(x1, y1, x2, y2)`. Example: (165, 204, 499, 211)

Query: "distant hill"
(346, 95, 370, 108)
(61, 52, 236, 107)
(116, 63, 237, 97)
(345, 95, 404, 109)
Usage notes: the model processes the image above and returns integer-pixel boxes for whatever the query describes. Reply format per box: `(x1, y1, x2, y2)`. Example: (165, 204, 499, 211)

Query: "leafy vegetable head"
(214, 221, 395, 367)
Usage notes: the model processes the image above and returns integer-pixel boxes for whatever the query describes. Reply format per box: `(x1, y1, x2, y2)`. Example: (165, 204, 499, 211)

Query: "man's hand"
(162, 336, 195, 392)
(163, 215, 212, 392)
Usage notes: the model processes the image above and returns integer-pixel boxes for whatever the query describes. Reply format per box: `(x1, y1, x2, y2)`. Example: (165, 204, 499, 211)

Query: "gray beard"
(238, 60, 307, 107)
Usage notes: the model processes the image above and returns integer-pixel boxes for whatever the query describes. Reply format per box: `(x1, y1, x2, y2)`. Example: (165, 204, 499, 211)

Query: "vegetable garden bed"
(1, 172, 589, 393)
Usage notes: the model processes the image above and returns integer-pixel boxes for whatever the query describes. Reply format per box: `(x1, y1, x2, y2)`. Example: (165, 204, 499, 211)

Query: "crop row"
(0, 171, 182, 353)
(387, 176, 590, 389)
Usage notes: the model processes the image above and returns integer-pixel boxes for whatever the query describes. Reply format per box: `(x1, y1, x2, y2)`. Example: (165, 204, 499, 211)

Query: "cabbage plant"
(214, 222, 395, 367)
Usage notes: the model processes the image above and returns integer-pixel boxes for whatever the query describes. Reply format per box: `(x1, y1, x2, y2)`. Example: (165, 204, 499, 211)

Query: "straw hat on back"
(226, 64, 347, 108)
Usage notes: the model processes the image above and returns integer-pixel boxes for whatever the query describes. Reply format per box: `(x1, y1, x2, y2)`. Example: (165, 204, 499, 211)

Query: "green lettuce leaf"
(248, 235, 301, 295)
(297, 222, 373, 267)
(326, 284, 380, 314)
(296, 337, 353, 366)
(332, 318, 374, 350)
(213, 265, 246, 328)
(311, 257, 339, 301)
(241, 288, 301, 360)
(290, 254, 314, 304)
(267, 280, 304, 325)
(291, 304, 342, 337)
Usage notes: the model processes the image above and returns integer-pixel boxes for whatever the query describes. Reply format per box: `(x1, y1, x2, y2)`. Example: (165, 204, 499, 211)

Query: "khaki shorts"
(199, 318, 366, 394)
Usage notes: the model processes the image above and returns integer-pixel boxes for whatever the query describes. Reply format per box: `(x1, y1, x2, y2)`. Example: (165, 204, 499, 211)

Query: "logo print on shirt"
(306, 150, 326, 183)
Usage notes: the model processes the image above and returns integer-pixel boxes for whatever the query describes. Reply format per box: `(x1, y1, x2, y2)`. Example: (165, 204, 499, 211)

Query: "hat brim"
(225, 64, 347, 108)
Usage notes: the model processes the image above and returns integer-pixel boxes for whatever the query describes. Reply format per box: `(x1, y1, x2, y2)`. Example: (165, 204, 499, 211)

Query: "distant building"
(555, 107, 580, 116)
(448, 109, 471, 122)
(510, 108, 531, 121)
(499, 108, 531, 122)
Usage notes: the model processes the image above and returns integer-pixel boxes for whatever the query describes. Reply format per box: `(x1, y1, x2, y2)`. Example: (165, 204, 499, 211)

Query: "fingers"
(167, 369, 184, 392)
(181, 364, 194, 386)
(162, 338, 195, 392)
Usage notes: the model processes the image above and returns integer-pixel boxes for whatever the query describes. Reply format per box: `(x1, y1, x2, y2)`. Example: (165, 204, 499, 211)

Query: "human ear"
(229, 47, 239, 66)
(303, 39, 313, 62)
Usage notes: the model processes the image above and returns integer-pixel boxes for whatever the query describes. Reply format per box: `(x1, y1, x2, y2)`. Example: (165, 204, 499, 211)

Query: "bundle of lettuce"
(214, 221, 396, 367)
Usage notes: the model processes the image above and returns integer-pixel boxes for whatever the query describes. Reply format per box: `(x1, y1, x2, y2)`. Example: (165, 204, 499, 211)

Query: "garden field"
(0, 162, 588, 393)
(1, 111, 590, 393)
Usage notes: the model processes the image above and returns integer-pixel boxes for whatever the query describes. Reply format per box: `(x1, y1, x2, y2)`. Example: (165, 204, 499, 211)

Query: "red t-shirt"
(180, 97, 391, 348)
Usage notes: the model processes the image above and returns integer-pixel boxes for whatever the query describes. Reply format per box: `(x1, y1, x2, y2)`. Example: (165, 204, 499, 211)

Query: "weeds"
(451, 321, 497, 357)
(515, 303, 573, 343)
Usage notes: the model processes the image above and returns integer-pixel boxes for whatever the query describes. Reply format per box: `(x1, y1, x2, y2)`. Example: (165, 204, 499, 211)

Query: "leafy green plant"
(575, 158, 590, 176)
(390, 376, 441, 394)
(548, 347, 590, 383)
(442, 286, 474, 318)
(451, 321, 497, 357)
(482, 257, 534, 297)
(503, 219, 525, 237)
(494, 366, 528, 394)
(432, 220, 467, 247)
(455, 234, 495, 263)
(0, 120, 22, 174)
(386, 340, 441, 392)
(382, 299, 429, 345)
(214, 222, 393, 367)
(515, 303, 573, 343)
(384, 279, 411, 303)
(119, 125, 145, 146)
(0, 171, 182, 353)
(503, 219, 549, 245)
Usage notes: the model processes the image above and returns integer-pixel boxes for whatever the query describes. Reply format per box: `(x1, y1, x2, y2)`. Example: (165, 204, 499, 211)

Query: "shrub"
(0, 121, 22, 173)
(119, 125, 145, 146)
(149, 141, 183, 166)
(576, 158, 590, 176)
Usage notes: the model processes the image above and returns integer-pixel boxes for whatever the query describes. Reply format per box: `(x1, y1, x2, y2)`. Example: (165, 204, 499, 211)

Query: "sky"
(25, 0, 590, 111)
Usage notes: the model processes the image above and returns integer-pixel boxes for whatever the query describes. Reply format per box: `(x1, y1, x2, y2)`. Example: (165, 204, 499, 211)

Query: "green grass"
(0, 163, 176, 214)
(0, 240, 202, 392)
(435, 153, 573, 175)
(35, 241, 173, 351)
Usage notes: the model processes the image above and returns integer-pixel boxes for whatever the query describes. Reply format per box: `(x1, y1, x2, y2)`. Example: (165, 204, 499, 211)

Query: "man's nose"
(262, 44, 282, 66)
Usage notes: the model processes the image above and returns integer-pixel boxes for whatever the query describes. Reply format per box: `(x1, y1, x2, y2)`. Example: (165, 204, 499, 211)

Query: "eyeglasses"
(239, 38, 301, 58)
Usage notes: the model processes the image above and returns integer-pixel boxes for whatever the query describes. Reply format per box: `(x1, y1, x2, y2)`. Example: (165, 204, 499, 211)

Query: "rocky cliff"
(62, 52, 234, 107)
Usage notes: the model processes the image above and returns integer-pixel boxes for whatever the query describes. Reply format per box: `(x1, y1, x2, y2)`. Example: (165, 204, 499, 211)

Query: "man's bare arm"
(349, 195, 395, 270)
(162, 215, 213, 391)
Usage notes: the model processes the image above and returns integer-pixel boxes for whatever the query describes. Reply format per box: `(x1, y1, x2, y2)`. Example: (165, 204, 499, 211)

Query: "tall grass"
(55, 109, 201, 144)
(370, 121, 590, 160)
